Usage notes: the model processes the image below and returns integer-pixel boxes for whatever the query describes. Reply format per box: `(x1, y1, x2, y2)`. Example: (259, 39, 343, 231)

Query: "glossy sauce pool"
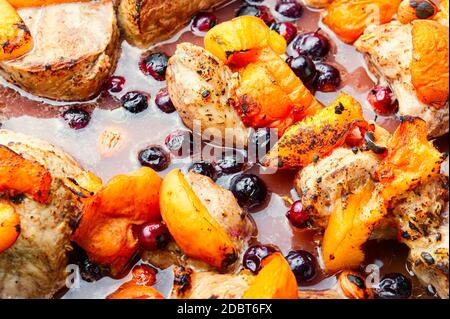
(0, 0, 443, 299)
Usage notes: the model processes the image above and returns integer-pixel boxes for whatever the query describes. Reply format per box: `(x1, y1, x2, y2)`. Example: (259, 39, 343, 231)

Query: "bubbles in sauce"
(0, 0, 444, 299)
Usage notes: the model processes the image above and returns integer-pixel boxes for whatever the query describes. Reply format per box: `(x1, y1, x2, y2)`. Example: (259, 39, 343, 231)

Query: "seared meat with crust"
(392, 175, 449, 299)
(167, 43, 249, 147)
(295, 147, 381, 228)
(0, 0, 119, 101)
(354, 21, 449, 138)
(117, 0, 225, 48)
(0, 130, 91, 298)
(295, 141, 449, 297)
(171, 266, 252, 299)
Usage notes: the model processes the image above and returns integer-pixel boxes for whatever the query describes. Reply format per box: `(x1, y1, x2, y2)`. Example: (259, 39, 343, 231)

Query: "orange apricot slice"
(243, 252, 298, 299)
(411, 19, 449, 106)
(0, 145, 52, 204)
(0, 0, 33, 60)
(323, 0, 401, 43)
(0, 203, 21, 254)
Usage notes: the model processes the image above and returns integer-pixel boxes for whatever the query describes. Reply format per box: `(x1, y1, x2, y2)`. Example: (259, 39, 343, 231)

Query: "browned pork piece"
(171, 266, 252, 299)
(0, 130, 99, 298)
(0, 0, 119, 101)
(294, 121, 449, 298)
(392, 175, 449, 299)
(295, 147, 381, 228)
(354, 21, 449, 138)
(166, 43, 249, 147)
(117, 0, 225, 48)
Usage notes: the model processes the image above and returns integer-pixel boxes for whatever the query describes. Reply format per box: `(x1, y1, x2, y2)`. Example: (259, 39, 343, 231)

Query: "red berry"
(270, 22, 298, 44)
(106, 76, 125, 93)
(191, 12, 217, 34)
(367, 85, 397, 116)
(138, 222, 170, 251)
(155, 88, 175, 113)
(286, 200, 309, 228)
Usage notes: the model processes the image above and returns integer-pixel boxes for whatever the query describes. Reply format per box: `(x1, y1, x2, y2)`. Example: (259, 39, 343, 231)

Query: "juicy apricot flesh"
(159, 169, 238, 270)
(72, 167, 162, 276)
(204, 16, 286, 64)
(0, 203, 21, 254)
(234, 47, 322, 134)
(0, 145, 52, 204)
(262, 92, 367, 169)
(0, 0, 33, 61)
(323, 0, 401, 43)
(243, 252, 298, 299)
(322, 182, 386, 272)
(377, 116, 443, 202)
(411, 20, 449, 106)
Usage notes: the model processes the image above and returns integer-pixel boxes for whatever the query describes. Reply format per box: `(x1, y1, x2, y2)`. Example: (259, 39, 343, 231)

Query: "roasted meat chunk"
(0, 129, 98, 298)
(0, 0, 119, 101)
(354, 21, 449, 137)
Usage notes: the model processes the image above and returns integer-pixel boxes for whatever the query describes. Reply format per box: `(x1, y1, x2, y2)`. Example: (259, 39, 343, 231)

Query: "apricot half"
(323, 0, 401, 43)
(204, 16, 286, 64)
(159, 169, 238, 270)
(243, 252, 298, 299)
(0, 0, 33, 61)
(411, 20, 449, 106)
(0, 145, 52, 204)
(0, 203, 21, 254)
(262, 92, 367, 169)
(72, 167, 162, 276)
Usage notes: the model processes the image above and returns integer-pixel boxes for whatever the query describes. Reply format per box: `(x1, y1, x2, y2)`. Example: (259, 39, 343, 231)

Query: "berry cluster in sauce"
(0, 0, 442, 299)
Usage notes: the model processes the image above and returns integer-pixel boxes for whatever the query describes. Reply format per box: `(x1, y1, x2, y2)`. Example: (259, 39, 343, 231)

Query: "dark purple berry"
(375, 273, 412, 299)
(275, 0, 303, 20)
(236, 5, 275, 26)
(248, 127, 277, 162)
(62, 108, 91, 130)
(165, 130, 194, 157)
(285, 250, 317, 283)
(287, 31, 330, 60)
(121, 91, 149, 113)
(72, 245, 106, 282)
(106, 76, 125, 93)
(314, 63, 341, 92)
(216, 153, 245, 174)
(188, 161, 217, 180)
(270, 22, 298, 43)
(138, 145, 170, 171)
(139, 52, 169, 81)
(191, 12, 218, 34)
(243, 244, 278, 274)
(230, 174, 268, 210)
(286, 54, 316, 84)
(155, 88, 175, 113)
